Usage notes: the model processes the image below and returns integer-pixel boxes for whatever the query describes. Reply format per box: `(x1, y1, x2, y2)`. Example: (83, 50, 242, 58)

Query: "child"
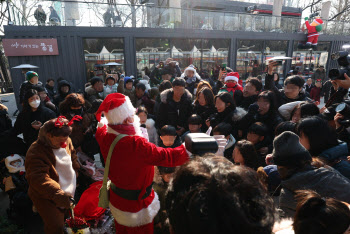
(136, 106, 158, 145)
(158, 125, 182, 148)
(3, 154, 32, 223)
(181, 114, 202, 142)
(232, 140, 259, 170)
(153, 166, 176, 233)
(103, 76, 118, 99)
(218, 72, 243, 103)
(247, 122, 271, 164)
(310, 79, 322, 103)
(117, 76, 134, 100)
(213, 123, 236, 160)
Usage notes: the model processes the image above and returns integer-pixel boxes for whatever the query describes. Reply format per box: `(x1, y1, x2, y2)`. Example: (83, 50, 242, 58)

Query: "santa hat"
(225, 72, 239, 83)
(95, 93, 135, 124)
(185, 65, 196, 74)
(313, 18, 323, 26)
(5, 154, 25, 173)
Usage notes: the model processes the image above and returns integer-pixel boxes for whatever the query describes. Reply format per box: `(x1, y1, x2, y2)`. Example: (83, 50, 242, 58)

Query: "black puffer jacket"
(11, 105, 56, 146)
(0, 108, 12, 132)
(54, 80, 71, 107)
(264, 74, 311, 108)
(192, 103, 217, 132)
(238, 95, 258, 110)
(156, 88, 193, 130)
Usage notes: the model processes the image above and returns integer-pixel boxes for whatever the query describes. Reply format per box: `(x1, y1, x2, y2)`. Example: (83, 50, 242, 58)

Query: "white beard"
(132, 115, 143, 137)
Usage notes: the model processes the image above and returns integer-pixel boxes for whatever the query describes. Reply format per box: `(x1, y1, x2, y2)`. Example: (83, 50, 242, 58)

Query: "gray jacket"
(279, 166, 350, 218)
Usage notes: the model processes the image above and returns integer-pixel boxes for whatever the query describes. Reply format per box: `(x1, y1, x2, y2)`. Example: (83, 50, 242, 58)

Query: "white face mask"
(29, 100, 40, 108)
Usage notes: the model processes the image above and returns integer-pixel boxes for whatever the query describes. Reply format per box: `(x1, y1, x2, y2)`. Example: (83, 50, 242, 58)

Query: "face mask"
(12, 161, 22, 168)
(29, 100, 40, 108)
(226, 83, 236, 88)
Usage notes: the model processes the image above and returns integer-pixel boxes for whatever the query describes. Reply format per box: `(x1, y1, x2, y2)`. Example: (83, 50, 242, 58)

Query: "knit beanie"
(26, 71, 38, 81)
(272, 131, 312, 167)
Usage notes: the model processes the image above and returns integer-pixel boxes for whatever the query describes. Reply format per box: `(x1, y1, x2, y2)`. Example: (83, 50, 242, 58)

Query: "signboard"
(3, 38, 59, 56)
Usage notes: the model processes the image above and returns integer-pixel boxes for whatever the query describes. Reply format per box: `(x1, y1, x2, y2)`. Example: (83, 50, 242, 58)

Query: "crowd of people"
(1, 57, 350, 234)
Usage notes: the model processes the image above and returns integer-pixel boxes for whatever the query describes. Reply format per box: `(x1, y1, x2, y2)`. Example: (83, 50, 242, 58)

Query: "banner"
(3, 38, 59, 56)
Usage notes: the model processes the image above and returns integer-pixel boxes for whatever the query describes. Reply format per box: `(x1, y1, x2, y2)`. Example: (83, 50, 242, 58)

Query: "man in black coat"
(156, 78, 193, 136)
(239, 77, 262, 110)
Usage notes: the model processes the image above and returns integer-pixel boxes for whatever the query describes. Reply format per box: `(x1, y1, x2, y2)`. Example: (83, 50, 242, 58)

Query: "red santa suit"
(305, 18, 323, 46)
(95, 93, 189, 234)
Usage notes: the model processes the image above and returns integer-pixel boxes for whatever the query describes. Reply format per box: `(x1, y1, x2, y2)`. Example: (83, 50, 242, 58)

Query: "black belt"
(110, 182, 153, 201)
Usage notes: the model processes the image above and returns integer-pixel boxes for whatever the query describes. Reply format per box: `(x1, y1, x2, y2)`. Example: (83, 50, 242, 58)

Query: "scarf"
(226, 83, 242, 94)
(108, 124, 135, 135)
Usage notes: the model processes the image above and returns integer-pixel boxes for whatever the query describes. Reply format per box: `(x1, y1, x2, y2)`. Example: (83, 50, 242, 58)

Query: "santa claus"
(95, 93, 189, 234)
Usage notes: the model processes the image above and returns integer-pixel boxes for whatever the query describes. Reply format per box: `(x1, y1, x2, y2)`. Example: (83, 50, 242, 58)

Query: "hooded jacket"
(156, 88, 193, 130)
(25, 122, 79, 207)
(279, 166, 350, 218)
(319, 142, 350, 180)
(54, 80, 71, 107)
(45, 84, 56, 101)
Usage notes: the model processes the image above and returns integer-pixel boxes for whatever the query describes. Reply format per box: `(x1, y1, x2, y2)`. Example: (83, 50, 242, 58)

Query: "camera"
(336, 102, 350, 127)
(185, 133, 218, 156)
(330, 51, 350, 80)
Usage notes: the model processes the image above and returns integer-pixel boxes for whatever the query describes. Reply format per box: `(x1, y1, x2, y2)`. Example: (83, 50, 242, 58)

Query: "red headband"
(55, 115, 83, 128)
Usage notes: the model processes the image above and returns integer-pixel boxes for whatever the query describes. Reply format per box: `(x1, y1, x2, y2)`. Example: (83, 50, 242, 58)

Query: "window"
(83, 38, 124, 81)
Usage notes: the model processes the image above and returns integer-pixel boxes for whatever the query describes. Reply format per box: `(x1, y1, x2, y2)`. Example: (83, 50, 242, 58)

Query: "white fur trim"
(225, 76, 239, 83)
(105, 97, 135, 125)
(109, 192, 160, 227)
(5, 155, 25, 173)
(232, 107, 248, 122)
(273, 219, 294, 234)
(53, 148, 76, 196)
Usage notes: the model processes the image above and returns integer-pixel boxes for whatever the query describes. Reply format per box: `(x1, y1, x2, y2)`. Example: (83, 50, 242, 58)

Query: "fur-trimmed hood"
(160, 88, 192, 104)
(232, 107, 247, 122)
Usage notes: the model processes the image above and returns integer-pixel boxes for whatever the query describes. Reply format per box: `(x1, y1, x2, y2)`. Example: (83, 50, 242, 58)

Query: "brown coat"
(25, 137, 80, 206)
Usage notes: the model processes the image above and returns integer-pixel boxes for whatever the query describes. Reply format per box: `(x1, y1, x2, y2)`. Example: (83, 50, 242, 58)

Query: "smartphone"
(274, 60, 283, 66)
(31, 120, 39, 125)
(221, 63, 227, 70)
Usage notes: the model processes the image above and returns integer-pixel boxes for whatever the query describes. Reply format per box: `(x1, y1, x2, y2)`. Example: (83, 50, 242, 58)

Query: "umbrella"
(12, 64, 39, 69)
(102, 62, 122, 66)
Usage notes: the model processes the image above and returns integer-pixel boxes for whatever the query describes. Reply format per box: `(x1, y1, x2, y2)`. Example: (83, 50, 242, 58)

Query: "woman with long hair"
(193, 87, 216, 132)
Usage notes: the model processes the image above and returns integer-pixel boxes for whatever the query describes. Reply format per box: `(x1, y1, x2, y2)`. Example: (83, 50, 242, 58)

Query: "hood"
(181, 72, 201, 80)
(145, 118, 155, 128)
(160, 88, 192, 104)
(5, 154, 25, 173)
(58, 80, 71, 95)
(319, 142, 348, 161)
(225, 134, 236, 150)
(232, 107, 247, 122)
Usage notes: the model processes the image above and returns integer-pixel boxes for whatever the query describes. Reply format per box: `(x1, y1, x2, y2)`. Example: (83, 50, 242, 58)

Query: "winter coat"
(85, 86, 104, 104)
(54, 80, 71, 107)
(153, 95, 161, 117)
(304, 84, 315, 95)
(192, 103, 217, 132)
(310, 86, 321, 102)
(34, 9, 46, 23)
(218, 84, 243, 105)
(25, 129, 79, 208)
(238, 95, 258, 111)
(156, 88, 193, 130)
(103, 84, 118, 99)
(0, 106, 12, 133)
(224, 134, 236, 160)
(117, 80, 137, 106)
(275, 81, 283, 90)
(319, 142, 350, 180)
(11, 106, 56, 147)
(141, 93, 155, 113)
(145, 118, 158, 145)
(19, 81, 43, 104)
(321, 80, 332, 103)
(279, 166, 350, 218)
(149, 68, 163, 87)
(45, 84, 56, 101)
(312, 68, 327, 83)
(264, 73, 311, 108)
